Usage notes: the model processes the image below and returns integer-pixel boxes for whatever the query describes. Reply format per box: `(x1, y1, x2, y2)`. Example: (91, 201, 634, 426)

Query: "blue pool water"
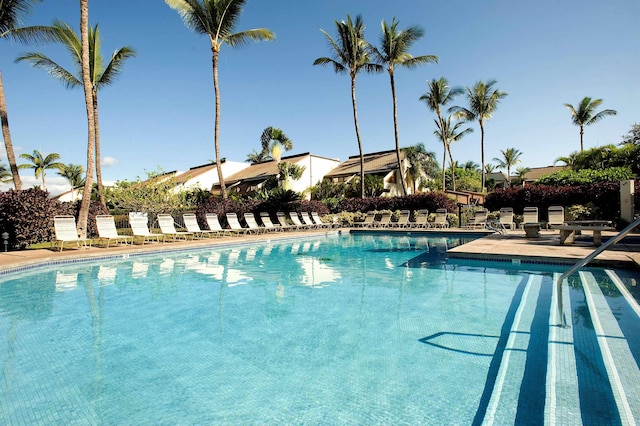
(0, 233, 638, 425)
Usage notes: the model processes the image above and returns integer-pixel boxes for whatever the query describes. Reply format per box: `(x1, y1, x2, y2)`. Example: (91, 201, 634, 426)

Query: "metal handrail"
(556, 216, 640, 327)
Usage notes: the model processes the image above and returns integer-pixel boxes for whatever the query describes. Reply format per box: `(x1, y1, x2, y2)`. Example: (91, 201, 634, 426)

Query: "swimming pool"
(0, 233, 638, 424)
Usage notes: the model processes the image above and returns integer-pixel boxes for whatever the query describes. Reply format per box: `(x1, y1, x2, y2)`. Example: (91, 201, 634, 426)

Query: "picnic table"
(555, 221, 616, 246)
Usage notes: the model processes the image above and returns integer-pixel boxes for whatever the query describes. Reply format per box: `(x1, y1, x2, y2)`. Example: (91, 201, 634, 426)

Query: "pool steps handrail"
(555, 216, 640, 327)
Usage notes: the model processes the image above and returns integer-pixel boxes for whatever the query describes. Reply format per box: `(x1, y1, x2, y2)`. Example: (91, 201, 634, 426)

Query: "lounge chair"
(498, 208, 515, 230)
(225, 213, 251, 235)
(395, 210, 411, 228)
(183, 213, 218, 238)
(547, 206, 565, 229)
(243, 212, 268, 233)
(53, 215, 92, 251)
(288, 212, 309, 230)
(157, 214, 194, 241)
(95, 215, 134, 247)
(260, 212, 283, 232)
(376, 213, 392, 228)
(466, 209, 488, 229)
(354, 213, 376, 228)
(311, 212, 332, 228)
(520, 207, 539, 228)
(411, 209, 429, 228)
(300, 211, 324, 229)
(205, 213, 233, 237)
(129, 214, 164, 244)
(432, 209, 449, 228)
(275, 212, 296, 231)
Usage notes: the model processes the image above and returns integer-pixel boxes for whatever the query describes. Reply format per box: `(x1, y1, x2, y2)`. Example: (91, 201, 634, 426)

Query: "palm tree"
(419, 78, 463, 191)
(18, 149, 64, 190)
(433, 116, 473, 191)
(57, 163, 85, 200)
(401, 143, 438, 193)
(314, 14, 382, 198)
(257, 126, 293, 163)
(450, 80, 507, 191)
(0, 162, 11, 182)
(493, 147, 522, 186)
(15, 20, 136, 208)
(166, 0, 274, 199)
(76, 0, 95, 239)
(277, 161, 305, 190)
(515, 166, 530, 187)
(369, 18, 437, 196)
(0, 0, 44, 190)
(553, 153, 577, 168)
(565, 97, 617, 152)
(484, 163, 496, 175)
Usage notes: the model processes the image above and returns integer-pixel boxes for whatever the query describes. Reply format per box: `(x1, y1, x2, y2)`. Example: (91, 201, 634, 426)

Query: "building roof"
(222, 152, 314, 185)
(174, 163, 217, 185)
(324, 150, 405, 178)
(522, 165, 565, 181)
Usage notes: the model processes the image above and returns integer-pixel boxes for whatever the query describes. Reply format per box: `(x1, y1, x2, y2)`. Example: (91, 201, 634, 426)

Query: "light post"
(2, 232, 8, 252)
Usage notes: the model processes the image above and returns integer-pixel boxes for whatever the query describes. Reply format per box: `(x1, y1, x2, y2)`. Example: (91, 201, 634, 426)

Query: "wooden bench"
(555, 225, 615, 246)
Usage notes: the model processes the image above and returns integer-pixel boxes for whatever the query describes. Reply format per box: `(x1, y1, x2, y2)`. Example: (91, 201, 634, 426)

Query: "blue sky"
(1, 0, 638, 195)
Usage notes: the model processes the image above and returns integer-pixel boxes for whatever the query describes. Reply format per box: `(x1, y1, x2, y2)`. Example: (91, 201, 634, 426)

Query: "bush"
(336, 192, 456, 214)
(536, 167, 635, 186)
(0, 189, 63, 249)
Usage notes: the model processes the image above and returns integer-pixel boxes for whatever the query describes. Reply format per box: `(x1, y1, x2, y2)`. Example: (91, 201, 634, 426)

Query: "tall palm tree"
(369, 18, 437, 196)
(450, 80, 507, 191)
(433, 116, 473, 191)
(0, 0, 44, 190)
(77, 0, 95, 239)
(564, 97, 617, 152)
(493, 147, 522, 186)
(401, 143, 438, 193)
(18, 149, 64, 190)
(15, 20, 136, 208)
(314, 14, 382, 198)
(57, 163, 85, 199)
(419, 78, 463, 191)
(166, 0, 274, 199)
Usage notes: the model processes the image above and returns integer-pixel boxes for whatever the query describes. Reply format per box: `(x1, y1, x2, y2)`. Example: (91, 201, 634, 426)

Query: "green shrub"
(536, 167, 635, 186)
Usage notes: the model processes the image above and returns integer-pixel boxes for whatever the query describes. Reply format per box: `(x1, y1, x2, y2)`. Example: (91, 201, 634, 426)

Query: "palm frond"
(14, 52, 81, 88)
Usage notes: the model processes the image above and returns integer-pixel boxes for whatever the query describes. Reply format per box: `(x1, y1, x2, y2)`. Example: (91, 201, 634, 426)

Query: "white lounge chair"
(129, 214, 164, 244)
(182, 213, 218, 238)
(205, 213, 233, 237)
(53, 215, 92, 251)
(411, 209, 429, 228)
(95, 215, 134, 247)
(288, 212, 309, 230)
(376, 213, 392, 228)
(547, 206, 565, 229)
(498, 208, 515, 230)
(275, 212, 296, 231)
(311, 212, 331, 228)
(466, 209, 488, 229)
(243, 212, 267, 233)
(395, 210, 411, 228)
(157, 214, 194, 241)
(300, 211, 323, 229)
(260, 212, 283, 232)
(354, 213, 376, 228)
(225, 213, 250, 235)
(520, 207, 539, 228)
(432, 209, 449, 228)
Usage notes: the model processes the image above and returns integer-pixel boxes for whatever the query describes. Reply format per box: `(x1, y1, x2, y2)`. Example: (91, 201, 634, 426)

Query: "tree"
(76, 0, 95, 239)
(166, 0, 274, 199)
(0, 161, 11, 182)
(514, 166, 530, 187)
(369, 18, 437, 195)
(621, 123, 640, 146)
(277, 161, 305, 190)
(314, 14, 382, 198)
(433, 116, 473, 191)
(57, 163, 85, 199)
(484, 163, 496, 174)
(419, 78, 463, 191)
(401, 143, 438, 192)
(564, 97, 617, 152)
(492, 147, 522, 186)
(248, 126, 293, 163)
(0, 0, 44, 190)
(15, 20, 136, 208)
(450, 80, 507, 191)
(18, 149, 64, 190)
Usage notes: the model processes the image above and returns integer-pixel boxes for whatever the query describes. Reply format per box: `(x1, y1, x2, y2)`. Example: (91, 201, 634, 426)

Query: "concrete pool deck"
(0, 227, 639, 273)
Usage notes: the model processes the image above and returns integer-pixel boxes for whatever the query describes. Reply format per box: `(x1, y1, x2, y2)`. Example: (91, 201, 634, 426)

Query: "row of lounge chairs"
(354, 209, 450, 229)
(465, 205, 567, 231)
(52, 211, 332, 251)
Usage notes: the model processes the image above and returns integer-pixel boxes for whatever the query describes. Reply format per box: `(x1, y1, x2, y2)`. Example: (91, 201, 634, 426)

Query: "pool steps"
(477, 270, 639, 425)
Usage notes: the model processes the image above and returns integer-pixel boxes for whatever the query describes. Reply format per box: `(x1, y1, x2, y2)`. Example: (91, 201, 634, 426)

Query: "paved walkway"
(0, 228, 638, 273)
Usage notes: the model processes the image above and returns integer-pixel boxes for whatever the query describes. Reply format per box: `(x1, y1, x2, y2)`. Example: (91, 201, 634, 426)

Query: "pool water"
(0, 233, 638, 424)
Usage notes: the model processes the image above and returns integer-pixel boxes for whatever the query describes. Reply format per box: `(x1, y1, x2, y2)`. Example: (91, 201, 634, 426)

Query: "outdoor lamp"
(2, 232, 8, 252)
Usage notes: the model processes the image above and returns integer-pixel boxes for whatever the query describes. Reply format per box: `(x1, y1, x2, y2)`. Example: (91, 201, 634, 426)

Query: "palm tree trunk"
(351, 75, 365, 199)
(479, 120, 486, 192)
(579, 125, 584, 152)
(389, 71, 406, 196)
(212, 47, 227, 199)
(92, 91, 106, 209)
(447, 146, 456, 191)
(77, 0, 96, 239)
(437, 112, 446, 191)
(0, 71, 22, 190)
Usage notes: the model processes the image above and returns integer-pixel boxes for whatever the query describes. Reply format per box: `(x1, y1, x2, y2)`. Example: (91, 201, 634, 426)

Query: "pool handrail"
(555, 216, 640, 327)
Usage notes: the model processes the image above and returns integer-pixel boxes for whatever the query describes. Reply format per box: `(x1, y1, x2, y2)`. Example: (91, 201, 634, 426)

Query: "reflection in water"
(182, 252, 252, 286)
(295, 256, 341, 287)
(55, 272, 78, 292)
(159, 258, 175, 275)
(97, 266, 116, 285)
(131, 262, 149, 278)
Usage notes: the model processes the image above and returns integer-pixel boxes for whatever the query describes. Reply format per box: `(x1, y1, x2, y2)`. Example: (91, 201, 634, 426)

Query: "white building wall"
(290, 155, 341, 199)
